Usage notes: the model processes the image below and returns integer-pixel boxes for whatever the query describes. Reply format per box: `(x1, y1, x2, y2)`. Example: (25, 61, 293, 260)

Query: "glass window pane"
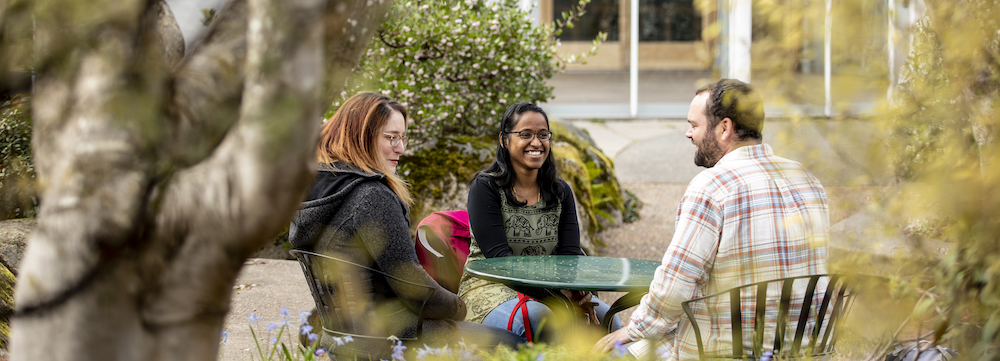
(639, 0, 701, 41)
(553, 0, 620, 41)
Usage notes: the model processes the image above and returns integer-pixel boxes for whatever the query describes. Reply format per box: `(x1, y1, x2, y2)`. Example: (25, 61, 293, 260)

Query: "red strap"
(506, 293, 534, 342)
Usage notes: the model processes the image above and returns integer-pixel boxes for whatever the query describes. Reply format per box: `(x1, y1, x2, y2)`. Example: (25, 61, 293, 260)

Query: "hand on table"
(593, 327, 632, 354)
(561, 290, 599, 325)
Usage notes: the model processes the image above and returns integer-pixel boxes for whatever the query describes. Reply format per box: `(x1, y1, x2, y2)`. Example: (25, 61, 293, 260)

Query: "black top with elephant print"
(458, 176, 584, 323)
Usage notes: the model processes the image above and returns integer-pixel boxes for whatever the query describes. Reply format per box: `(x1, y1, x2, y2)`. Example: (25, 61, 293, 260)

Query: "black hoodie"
(289, 163, 465, 355)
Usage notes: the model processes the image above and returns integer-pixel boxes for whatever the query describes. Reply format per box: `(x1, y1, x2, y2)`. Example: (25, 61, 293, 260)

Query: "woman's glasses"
(383, 133, 409, 147)
(506, 130, 553, 141)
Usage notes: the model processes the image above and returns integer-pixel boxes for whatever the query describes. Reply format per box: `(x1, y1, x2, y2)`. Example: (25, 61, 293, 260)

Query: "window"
(639, 0, 701, 41)
(553, 0, 620, 41)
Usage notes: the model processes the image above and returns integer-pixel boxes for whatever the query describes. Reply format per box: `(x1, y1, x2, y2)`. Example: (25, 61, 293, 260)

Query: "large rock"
(0, 261, 12, 351)
(0, 219, 26, 352)
(0, 218, 33, 274)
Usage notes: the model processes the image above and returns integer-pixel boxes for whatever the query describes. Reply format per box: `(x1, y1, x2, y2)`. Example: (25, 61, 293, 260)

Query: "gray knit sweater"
(289, 163, 464, 354)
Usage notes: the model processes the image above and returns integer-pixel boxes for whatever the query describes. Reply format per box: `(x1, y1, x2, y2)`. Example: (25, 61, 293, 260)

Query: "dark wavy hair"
(696, 78, 765, 141)
(473, 102, 561, 209)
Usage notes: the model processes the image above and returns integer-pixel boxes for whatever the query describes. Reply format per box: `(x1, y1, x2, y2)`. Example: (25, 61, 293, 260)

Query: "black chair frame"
(290, 249, 433, 342)
(680, 274, 865, 360)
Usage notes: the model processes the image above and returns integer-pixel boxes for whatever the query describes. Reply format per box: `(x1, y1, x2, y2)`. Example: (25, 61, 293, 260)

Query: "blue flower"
(308, 332, 319, 341)
(301, 324, 314, 335)
(270, 337, 278, 344)
(611, 340, 628, 358)
(535, 353, 544, 361)
(315, 348, 327, 356)
(280, 307, 290, 319)
(248, 313, 263, 323)
(343, 335, 354, 343)
(220, 331, 229, 345)
(334, 337, 346, 346)
(390, 337, 407, 361)
(266, 322, 279, 331)
(299, 310, 312, 324)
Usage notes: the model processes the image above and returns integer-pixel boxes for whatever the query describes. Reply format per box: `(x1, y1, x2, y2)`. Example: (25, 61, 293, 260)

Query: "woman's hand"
(561, 290, 599, 325)
(452, 297, 468, 320)
(593, 328, 632, 353)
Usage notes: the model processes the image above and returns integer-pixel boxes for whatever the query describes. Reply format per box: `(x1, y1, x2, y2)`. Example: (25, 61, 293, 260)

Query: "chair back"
(414, 210, 472, 293)
(680, 274, 868, 360)
(290, 250, 432, 344)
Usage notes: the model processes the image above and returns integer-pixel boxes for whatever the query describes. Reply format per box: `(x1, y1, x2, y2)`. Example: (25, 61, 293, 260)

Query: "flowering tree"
(334, 0, 604, 147)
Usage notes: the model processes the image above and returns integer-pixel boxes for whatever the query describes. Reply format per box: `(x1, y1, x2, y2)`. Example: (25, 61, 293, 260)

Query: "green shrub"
(0, 94, 36, 219)
(330, 0, 604, 147)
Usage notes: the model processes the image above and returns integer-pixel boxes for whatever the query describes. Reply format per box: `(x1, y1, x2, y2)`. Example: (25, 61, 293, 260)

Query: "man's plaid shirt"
(625, 144, 829, 360)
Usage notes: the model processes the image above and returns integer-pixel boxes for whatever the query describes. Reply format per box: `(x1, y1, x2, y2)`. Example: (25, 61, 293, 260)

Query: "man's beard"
(694, 129, 724, 168)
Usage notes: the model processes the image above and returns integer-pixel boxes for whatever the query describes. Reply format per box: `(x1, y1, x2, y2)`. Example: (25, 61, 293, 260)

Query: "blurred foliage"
(704, 0, 1000, 358)
(882, 0, 1000, 358)
(0, 94, 37, 220)
(329, 0, 604, 149)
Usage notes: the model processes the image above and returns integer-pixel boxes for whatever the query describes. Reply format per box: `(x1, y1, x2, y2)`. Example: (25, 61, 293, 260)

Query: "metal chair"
(680, 274, 870, 360)
(290, 250, 432, 360)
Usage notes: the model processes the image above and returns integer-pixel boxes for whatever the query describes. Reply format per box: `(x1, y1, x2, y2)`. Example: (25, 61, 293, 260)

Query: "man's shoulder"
(687, 150, 823, 194)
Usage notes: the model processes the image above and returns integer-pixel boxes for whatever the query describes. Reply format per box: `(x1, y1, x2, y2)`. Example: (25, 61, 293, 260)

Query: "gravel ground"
(594, 183, 686, 261)
(590, 182, 687, 323)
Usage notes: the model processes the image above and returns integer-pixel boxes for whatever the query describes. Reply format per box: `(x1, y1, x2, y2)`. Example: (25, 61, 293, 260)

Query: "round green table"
(465, 255, 661, 331)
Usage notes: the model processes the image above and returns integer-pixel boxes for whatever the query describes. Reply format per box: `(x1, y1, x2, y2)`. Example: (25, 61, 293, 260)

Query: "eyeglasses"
(383, 133, 409, 147)
(505, 130, 553, 141)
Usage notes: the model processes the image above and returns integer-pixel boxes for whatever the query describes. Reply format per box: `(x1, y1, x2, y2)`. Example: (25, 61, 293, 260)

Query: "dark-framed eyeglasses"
(505, 130, 552, 141)
(383, 133, 409, 147)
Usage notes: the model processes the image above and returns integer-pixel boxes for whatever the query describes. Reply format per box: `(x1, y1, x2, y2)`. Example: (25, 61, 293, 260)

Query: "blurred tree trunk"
(1, 0, 389, 360)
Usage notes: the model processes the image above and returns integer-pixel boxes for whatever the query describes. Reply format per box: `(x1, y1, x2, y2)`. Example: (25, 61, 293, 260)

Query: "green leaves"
(329, 0, 601, 149)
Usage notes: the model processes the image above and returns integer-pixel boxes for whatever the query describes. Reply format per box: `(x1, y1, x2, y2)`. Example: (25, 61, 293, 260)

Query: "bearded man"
(595, 79, 830, 360)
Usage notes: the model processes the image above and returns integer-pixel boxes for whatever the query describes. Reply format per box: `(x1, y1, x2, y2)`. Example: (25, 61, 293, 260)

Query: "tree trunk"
(6, 0, 389, 360)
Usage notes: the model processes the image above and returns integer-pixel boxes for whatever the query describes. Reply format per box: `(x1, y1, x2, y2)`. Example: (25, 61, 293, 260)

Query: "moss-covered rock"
(399, 135, 496, 226)
(0, 257, 14, 350)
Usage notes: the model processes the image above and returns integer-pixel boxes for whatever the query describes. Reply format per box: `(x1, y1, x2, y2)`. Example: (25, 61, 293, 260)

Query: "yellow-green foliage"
(878, 1, 1000, 358)
(734, 0, 1000, 357)
(0, 262, 14, 350)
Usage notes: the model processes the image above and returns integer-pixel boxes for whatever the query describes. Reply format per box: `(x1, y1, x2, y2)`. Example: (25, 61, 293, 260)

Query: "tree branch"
(165, 0, 248, 167)
(142, 0, 391, 357)
(321, 0, 394, 101)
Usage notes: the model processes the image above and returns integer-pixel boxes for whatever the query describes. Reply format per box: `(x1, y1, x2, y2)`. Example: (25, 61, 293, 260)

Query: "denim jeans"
(481, 295, 623, 342)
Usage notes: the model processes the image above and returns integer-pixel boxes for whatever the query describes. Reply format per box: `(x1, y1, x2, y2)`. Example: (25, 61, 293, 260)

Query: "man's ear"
(718, 117, 735, 142)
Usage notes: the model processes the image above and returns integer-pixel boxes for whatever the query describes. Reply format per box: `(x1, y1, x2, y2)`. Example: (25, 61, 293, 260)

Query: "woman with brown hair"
(289, 92, 520, 359)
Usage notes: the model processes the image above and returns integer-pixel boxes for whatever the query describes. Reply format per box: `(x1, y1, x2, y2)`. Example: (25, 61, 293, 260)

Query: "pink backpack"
(414, 210, 471, 293)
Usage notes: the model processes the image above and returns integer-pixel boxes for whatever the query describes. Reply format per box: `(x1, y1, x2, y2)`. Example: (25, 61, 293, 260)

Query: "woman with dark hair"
(457, 102, 622, 342)
(290, 92, 520, 359)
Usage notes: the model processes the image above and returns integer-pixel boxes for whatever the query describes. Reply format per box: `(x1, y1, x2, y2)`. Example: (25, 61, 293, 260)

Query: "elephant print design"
(536, 214, 559, 236)
(520, 245, 546, 256)
(504, 215, 534, 237)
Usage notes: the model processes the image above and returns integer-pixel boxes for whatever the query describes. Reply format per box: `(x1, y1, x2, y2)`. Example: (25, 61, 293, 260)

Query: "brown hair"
(317, 91, 412, 205)
(696, 78, 764, 141)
